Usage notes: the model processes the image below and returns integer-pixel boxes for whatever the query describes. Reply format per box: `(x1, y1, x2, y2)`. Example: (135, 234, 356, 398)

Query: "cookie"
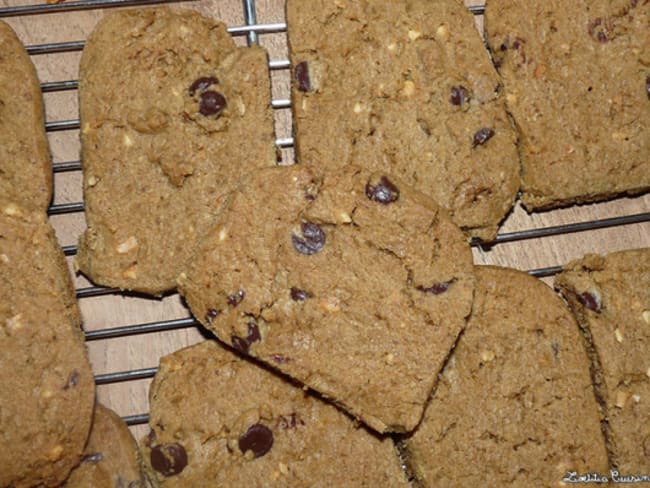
(485, 0, 650, 210)
(142, 340, 408, 487)
(0, 20, 52, 213)
(178, 165, 474, 433)
(404, 266, 608, 486)
(0, 206, 95, 488)
(555, 249, 650, 474)
(287, 0, 519, 241)
(64, 403, 145, 487)
(76, 7, 277, 295)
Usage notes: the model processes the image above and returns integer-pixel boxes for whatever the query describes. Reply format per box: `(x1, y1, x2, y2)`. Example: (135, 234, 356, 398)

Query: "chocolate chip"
(231, 320, 261, 354)
(290, 287, 311, 301)
(64, 370, 79, 390)
(199, 90, 226, 117)
(450, 85, 468, 106)
(417, 282, 451, 295)
(646, 76, 650, 100)
(227, 290, 245, 307)
(188, 76, 219, 96)
(277, 413, 305, 429)
(577, 291, 601, 313)
(295, 61, 311, 92)
(81, 452, 103, 464)
(500, 41, 508, 51)
(365, 176, 400, 205)
(239, 424, 273, 458)
(472, 128, 495, 148)
(145, 430, 156, 447)
(270, 354, 291, 364)
(291, 222, 326, 255)
(150, 443, 187, 476)
(205, 308, 220, 324)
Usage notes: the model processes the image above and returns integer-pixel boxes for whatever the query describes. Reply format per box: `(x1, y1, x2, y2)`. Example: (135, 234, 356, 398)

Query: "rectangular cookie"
(76, 7, 277, 295)
(404, 266, 608, 486)
(556, 249, 650, 474)
(287, 0, 520, 241)
(0, 206, 95, 488)
(0, 20, 52, 213)
(485, 0, 650, 210)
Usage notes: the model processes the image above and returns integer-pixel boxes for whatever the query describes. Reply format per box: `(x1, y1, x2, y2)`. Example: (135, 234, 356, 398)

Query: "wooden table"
(2, 0, 648, 443)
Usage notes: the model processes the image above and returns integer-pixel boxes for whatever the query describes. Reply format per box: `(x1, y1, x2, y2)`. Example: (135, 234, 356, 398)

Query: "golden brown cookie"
(0, 206, 95, 488)
(178, 165, 474, 433)
(485, 0, 650, 210)
(76, 7, 276, 295)
(404, 266, 608, 486)
(0, 20, 52, 213)
(142, 340, 409, 487)
(556, 249, 650, 475)
(287, 0, 520, 241)
(65, 403, 145, 488)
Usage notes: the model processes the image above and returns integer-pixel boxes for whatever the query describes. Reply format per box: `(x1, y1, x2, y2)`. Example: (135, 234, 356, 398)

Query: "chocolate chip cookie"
(287, 0, 519, 241)
(0, 20, 52, 213)
(404, 266, 608, 486)
(0, 206, 95, 488)
(76, 7, 276, 295)
(142, 340, 409, 487)
(178, 165, 474, 433)
(65, 403, 145, 487)
(485, 0, 650, 210)
(556, 249, 650, 474)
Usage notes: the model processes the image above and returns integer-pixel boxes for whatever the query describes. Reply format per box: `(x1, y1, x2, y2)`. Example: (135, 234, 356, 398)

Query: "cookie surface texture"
(287, 0, 519, 241)
(555, 249, 650, 474)
(76, 7, 276, 295)
(485, 0, 650, 210)
(404, 266, 608, 486)
(0, 20, 52, 213)
(65, 403, 146, 487)
(142, 340, 409, 487)
(0, 208, 95, 488)
(178, 165, 474, 433)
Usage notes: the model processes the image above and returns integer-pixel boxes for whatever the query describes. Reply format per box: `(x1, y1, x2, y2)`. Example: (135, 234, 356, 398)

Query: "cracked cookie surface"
(178, 165, 474, 433)
(404, 266, 608, 486)
(485, 0, 650, 210)
(287, 0, 519, 241)
(0, 208, 95, 488)
(76, 7, 276, 295)
(556, 249, 650, 474)
(142, 340, 409, 487)
(0, 21, 52, 213)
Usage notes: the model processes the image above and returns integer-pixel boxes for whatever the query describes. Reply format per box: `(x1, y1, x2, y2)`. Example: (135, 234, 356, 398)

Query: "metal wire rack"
(2, 0, 648, 429)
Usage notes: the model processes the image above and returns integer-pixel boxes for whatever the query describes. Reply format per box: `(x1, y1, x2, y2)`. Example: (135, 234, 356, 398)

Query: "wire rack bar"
(95, 367, 157, 385)
(124, 413, 149, 426)
(41, 80, 78, 93)
(85, 317, 198, 341)
(53, 160, 82, 173)
(76, 286, 119, 299)
(242, 0, 259, 46)
(48, 202, 84, 215)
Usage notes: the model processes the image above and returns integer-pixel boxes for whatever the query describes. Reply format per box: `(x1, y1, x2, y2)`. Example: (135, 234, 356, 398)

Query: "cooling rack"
(1, 0, 648, 440)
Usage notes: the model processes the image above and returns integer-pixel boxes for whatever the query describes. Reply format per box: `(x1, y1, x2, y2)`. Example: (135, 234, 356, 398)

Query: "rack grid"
(2, 0, 648, 433)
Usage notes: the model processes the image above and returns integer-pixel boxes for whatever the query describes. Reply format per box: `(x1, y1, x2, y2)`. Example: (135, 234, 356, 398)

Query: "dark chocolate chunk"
(270, 354, 291, 364)
(205, 308, 220, 324)
(188, 76, 219, 96)
(64, 370, 79, 390)
(239, 423, 274, 458)
(450, 85, 468, 106)
(227, 290, 245, 307)
(81, 453, 104, 464)
(365, 176, 400, 205)
(292, 222, 326, 255)
(290, 287, 312, 301)
(577, 291, 601, 313)
(231, 335, 250, 354)
(646, 76, 650, 100)
(472, 128, 495, 148)
(199, 90, 227, 117)
(150, 443, 187, 477)
(145, 430, 156, 447)
(231, 320, 261, 354)
(417, 282, 451, 295)
(277, 413, 305, 429)
(247, 320, 261, 344)
(295, 61, 312, 92)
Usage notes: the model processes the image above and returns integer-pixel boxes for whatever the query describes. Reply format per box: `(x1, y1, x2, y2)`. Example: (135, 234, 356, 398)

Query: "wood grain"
(1, 0, 648, 447)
